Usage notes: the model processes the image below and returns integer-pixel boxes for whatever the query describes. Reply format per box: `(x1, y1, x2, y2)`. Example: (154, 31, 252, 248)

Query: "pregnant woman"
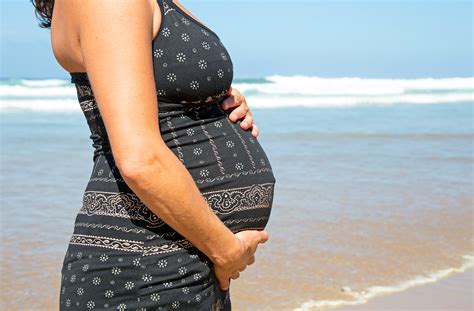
(33, 0, 276, 309)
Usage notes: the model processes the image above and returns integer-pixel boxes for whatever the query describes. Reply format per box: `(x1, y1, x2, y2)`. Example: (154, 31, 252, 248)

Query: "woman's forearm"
(116, 136, 239, 266)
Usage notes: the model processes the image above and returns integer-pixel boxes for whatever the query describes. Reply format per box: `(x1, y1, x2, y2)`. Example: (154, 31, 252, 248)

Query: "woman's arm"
(76, 0, 265, 280)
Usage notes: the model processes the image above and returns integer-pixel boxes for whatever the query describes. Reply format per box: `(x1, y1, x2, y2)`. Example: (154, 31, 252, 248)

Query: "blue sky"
(1, 0, 472, 79)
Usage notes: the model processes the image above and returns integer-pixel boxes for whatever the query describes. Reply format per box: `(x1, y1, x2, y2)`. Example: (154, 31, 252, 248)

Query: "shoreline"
(294, 254, 474, 311)
(336, 268, 473, 311)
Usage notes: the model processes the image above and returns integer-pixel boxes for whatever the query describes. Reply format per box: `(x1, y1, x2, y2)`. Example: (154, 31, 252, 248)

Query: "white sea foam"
(0, 99, 81, 112)
(253, 76, 474, 96)
(244, 93, 473, 108)
(0, 85, 76, 98)
(19, 79, 68, 87)
(235, 76, 474, 108)
(1, 76, 472, 111)
(293, 254, 474, 311)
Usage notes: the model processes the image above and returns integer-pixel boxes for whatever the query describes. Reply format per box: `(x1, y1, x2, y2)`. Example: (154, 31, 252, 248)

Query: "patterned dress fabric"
(59, 0, 276, 310)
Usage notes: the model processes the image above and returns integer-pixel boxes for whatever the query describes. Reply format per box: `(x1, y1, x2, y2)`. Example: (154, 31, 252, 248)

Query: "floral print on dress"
(181, 33, 190, 42)
(152, 0, 234, 106)
(202, 41, 211, 50)
(62, 0, 277, 310)
(162, 27, 171, 37)
(154, 48, 164, 58)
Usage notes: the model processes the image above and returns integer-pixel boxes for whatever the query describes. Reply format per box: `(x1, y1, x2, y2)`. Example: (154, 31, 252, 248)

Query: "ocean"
(1, 76, 473, 310)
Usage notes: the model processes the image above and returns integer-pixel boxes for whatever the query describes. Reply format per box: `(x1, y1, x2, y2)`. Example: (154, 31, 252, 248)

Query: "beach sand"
(2, 103, 473, 310)
(336, 268, 473, 311)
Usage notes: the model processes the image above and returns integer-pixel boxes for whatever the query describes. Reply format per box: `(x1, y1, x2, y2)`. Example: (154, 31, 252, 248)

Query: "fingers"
(215, 267, 241, 290)
(247, 255, 255, 265)
(220, 88, 247, 117)
(226, 85, 233, 96)
(230, 271, 240, 280)
(250, 123, 259, 138)
(222, 85, 237, 108)
(259, 230, 269, 243)
(216, 270, 230, 291)
(228, 103, 249, 123)
(215, 229, 267, 290)
(234, 229, 269, 250)
(221, 95, 238, 110)
(240, 112, 253, 130)
(237, 261, 248, 272)
(248, 230, 268, 256)
(220, 87, 259, 135)
(221, 281, 229, 291)
(246, 230, 267, 256)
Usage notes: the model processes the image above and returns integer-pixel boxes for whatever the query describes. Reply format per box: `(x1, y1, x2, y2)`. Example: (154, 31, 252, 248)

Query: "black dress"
(59, 1, 276, 310)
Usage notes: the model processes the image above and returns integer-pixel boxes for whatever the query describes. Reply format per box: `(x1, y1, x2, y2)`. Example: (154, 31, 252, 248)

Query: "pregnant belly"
(159, 102, 276, 233)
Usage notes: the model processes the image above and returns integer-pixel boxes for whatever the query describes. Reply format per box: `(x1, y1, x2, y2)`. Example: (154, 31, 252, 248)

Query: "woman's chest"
(152, 0, 234, 105)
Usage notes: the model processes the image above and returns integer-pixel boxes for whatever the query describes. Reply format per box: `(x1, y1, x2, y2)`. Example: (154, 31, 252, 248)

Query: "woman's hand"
(220, 86, 259, 138)
(212, 229, 269, 290)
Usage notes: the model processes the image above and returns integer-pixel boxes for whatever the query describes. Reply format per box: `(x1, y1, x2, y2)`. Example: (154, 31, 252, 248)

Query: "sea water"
(1, 76, 473, 310)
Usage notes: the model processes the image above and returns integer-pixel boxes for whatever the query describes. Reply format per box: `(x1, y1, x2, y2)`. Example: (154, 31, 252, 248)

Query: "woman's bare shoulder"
(52, 0, 162, 73)
(76, 0, 159, 38)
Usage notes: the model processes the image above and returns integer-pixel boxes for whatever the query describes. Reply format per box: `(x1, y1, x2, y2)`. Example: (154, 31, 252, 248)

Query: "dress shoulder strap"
(156, 0, 176, 17)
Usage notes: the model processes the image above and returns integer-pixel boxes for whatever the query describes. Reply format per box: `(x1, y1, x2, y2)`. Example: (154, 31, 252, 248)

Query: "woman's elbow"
(115, 145, 165, 182)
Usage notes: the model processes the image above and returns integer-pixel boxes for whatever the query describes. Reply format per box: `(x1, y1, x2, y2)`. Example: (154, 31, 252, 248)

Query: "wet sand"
(336, 268, 473, 311)
(1, 104, 473, 310)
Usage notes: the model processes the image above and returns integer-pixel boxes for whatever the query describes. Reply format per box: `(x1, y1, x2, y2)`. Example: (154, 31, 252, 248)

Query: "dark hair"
(31, 0, 55, 29)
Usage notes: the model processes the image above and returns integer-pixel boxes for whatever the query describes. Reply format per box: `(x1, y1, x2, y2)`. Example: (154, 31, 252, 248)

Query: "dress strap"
(156, 0, 176, 17)
(155, 0, 164, 14)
